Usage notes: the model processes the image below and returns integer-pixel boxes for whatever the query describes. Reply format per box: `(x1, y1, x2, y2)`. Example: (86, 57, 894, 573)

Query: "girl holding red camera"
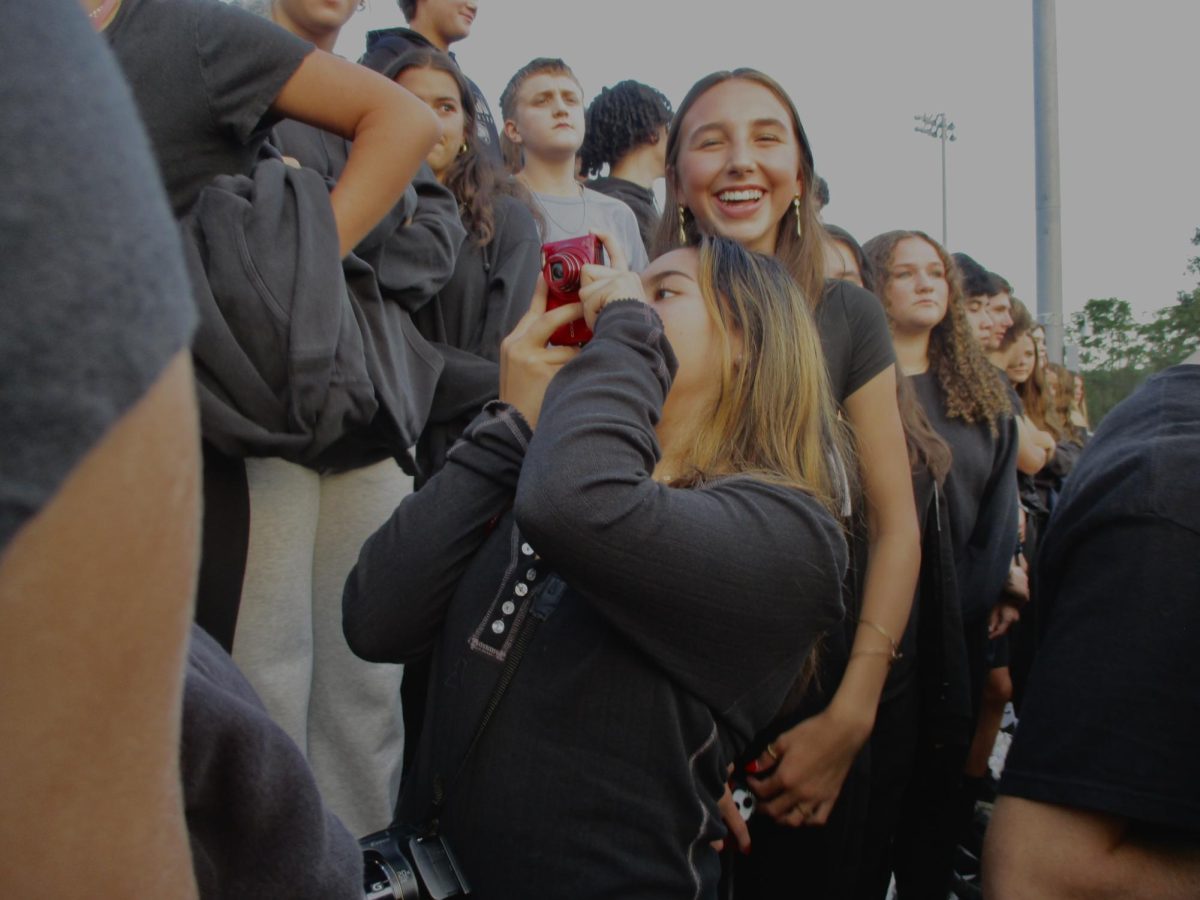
(345, 233, 849, 898)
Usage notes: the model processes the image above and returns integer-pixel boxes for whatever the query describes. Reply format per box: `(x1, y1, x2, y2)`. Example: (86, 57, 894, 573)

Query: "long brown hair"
(671, 237, 852, 519)
(1010, 332, 1065, 441)
(863, 230, 1012, 431)
(898, 375, 953, 484)
(381, 49, 538, 247)
(653, 69, 826, 313)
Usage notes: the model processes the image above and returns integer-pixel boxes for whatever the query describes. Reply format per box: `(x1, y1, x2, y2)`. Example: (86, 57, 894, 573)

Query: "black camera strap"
(425, 572, 567, 834)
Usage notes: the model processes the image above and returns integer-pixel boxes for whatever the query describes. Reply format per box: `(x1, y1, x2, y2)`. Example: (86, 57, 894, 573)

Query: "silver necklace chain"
(528, 180, 588, 236)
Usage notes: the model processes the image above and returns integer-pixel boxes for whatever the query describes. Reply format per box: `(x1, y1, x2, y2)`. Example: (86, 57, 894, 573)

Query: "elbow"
(1017, 446, 1045, 475)
(340, 577, 385, 663)
(340, 570, 412, 665)
(511, 476, 565, 560)
(512, 466, 620, 564)
(389, 83, 440, 154)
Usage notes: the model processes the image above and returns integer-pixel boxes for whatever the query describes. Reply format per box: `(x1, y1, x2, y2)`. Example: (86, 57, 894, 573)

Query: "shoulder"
(1, 0, 195, 548)
(492, 192, 538, 233)
(820, 279, 889, 330)
(1058, 365, 1200, 531)
(819, 279, 895, 401)
(702, 476, 846, 552)
(583, 187, 639, 220)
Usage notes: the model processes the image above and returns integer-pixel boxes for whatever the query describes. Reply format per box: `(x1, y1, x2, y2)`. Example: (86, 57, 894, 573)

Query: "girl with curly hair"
(655, 69, 920, 900)
(861, 229, 1018, 898)
(580, 79, 673, 252)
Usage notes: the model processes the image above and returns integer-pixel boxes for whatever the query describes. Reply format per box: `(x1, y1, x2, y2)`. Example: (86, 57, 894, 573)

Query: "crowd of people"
(3, 1, 1197, 898)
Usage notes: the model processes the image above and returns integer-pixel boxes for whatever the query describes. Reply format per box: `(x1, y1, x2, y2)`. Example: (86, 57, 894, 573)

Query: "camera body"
(542, 234, 603, 346)
(360, 825, 470, 900)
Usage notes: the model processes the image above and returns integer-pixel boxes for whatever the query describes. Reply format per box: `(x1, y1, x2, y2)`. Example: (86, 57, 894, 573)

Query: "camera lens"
(550, 261, 564, 281)
(362, 849, 422, 900)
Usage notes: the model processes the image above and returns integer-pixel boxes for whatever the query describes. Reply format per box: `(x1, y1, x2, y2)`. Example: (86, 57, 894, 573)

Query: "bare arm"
(0, 353, 200, 898)
(748, 365, 921, 825)
(1015, 413, 1051, 474)
(271, 50, 439, 257)
(985, 796, 1200, 899)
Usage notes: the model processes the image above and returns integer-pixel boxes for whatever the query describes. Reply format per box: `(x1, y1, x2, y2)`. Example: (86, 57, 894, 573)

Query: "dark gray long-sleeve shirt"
(344, 300, 847, 899)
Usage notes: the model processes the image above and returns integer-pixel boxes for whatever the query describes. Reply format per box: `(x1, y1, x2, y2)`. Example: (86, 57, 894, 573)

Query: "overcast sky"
(336, 1, 1200, 331)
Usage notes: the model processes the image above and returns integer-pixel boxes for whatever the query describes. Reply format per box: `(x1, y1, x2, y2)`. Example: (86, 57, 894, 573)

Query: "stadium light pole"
(914, 113, 957, 247)
(1034, 0, 1065, 363)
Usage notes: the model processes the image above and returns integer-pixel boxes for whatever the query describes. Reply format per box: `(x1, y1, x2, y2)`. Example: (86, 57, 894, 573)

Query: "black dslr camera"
(360, 826, 470, 899)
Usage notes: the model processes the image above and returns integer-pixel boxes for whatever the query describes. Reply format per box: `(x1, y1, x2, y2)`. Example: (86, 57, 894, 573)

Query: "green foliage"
(1068, 227, 1200, 423)
(1067, 297, 1146, 371)
(1142, 290, 1200, 371)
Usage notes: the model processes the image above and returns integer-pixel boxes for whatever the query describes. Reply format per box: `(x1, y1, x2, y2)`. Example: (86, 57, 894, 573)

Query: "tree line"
(1066, 226, 1200, 422)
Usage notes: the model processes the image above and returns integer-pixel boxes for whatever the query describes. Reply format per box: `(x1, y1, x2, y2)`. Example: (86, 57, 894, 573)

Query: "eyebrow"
(528, 87, 579, 101)
(646, 269, 696, 284)
(689, 117, 790, 135)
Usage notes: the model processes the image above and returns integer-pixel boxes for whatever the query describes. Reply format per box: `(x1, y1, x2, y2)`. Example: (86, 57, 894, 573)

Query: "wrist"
(825, 691, 876, 745)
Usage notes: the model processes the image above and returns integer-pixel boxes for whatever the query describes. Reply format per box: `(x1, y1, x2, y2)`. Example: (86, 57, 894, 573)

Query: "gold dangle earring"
(793, 195, 803, 239)
(459, 142, 469, 156)
(678, 205, 688, 244)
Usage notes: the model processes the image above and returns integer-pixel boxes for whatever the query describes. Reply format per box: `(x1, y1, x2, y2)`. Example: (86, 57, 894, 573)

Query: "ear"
(503, 119, 522, 145)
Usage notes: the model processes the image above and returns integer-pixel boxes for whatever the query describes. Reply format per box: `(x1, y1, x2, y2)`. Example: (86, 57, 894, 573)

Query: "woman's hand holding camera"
(578, 229, 646, 330)
(500, 277, 582, 429)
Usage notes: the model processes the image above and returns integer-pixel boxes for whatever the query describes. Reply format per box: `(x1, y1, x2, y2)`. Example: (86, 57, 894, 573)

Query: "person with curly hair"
(579, 79, 673, 252)
(862, 229, 1018, 899)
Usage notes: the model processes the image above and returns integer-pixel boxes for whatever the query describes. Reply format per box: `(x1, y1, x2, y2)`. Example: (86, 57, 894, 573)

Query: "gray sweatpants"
(232, 456, 411, 838)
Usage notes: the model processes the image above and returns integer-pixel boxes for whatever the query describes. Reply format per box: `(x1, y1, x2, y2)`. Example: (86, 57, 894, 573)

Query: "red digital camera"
(542, 235, 603, 346)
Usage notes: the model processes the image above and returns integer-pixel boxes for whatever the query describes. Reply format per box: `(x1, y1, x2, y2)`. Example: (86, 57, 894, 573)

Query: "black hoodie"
(587, 175, 660, 253)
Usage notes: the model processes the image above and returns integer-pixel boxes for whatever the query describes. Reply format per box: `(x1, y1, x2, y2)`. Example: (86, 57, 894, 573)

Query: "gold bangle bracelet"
(857, 619, 901, 661)
(849, 649, 896, 666)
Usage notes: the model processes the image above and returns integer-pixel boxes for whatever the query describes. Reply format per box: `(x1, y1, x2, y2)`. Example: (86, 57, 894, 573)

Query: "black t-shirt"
(1, 7, 363, 895)
(815, 279, 897, 405)
(105, 0, 312, 216)
(1000, 364, 1200, 833)
(1, 0, 196, 549)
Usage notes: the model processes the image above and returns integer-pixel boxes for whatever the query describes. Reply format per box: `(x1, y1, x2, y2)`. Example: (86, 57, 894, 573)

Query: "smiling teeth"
(719, 189, 763, 202)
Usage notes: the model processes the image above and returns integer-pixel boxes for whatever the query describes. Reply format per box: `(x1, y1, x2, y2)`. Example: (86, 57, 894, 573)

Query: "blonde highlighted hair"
(672, 237, 850, 519)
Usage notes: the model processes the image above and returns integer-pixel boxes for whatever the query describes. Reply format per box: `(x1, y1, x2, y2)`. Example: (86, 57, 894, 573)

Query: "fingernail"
(745, 759, 762, 774)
